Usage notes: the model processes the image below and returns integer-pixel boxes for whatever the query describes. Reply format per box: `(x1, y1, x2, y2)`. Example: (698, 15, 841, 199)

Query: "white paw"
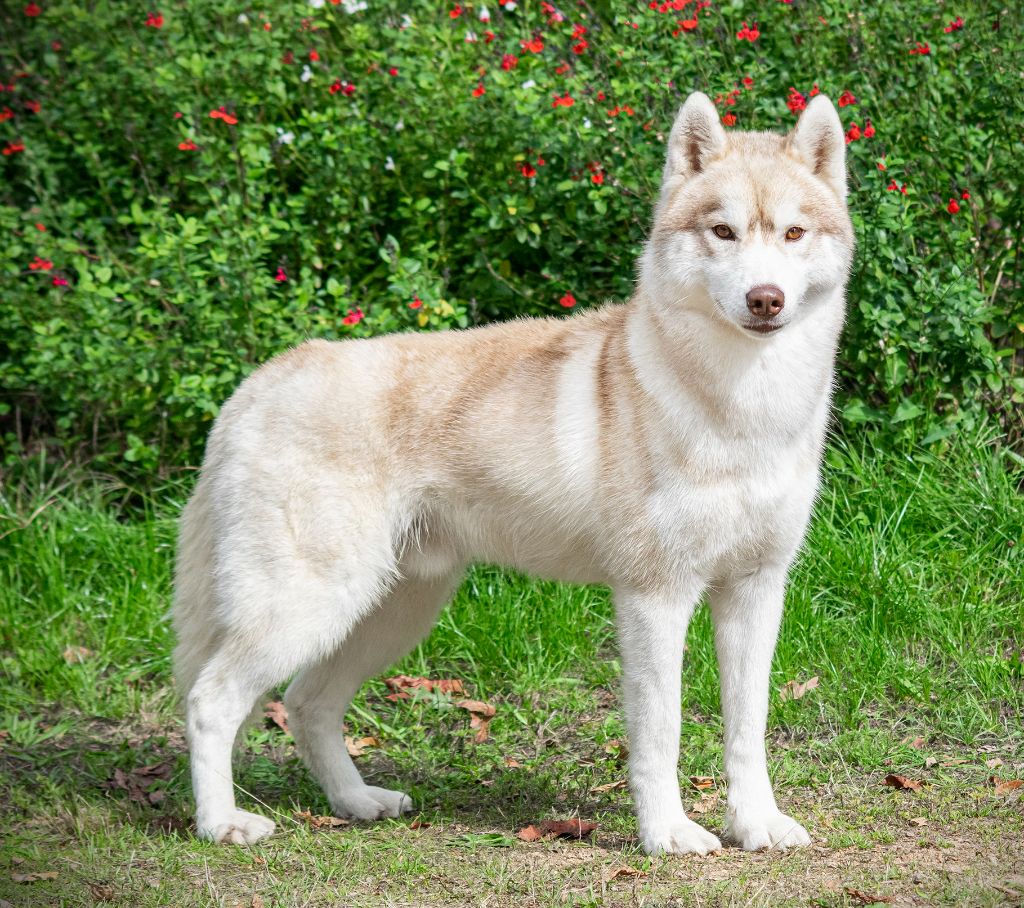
(330, 785, 413, 820)
(198, 809, 276, 845)
(641, 817, 722, 855)
(725, 809, 810, 851)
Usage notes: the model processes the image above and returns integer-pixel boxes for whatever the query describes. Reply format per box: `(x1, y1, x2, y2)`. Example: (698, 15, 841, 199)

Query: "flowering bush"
(1, 0, 1021, 472)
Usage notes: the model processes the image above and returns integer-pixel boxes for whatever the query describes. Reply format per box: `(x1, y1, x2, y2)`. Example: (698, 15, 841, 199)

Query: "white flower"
(504, 1, 517, 10)
(400, 14, 413, 29)
(583, 118, 592, 129)
(394, 119, 404, 131)
(465, 30, 477, 43)
(479, 5, 490, 20)
(276, 129, 295, 145)
(308, 0, 325, 7)
(385, 156, 395, 171)
(520, 79, 536, 90)
(344, 0, 368, 12)
(301, 65, 313, 83)
(237, 12, 249, 23)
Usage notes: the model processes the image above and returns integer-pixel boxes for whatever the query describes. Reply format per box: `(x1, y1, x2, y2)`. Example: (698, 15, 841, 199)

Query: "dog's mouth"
(743, 322, 784, 335)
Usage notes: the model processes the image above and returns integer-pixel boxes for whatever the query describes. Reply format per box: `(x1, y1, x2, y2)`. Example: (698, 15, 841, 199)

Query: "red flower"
(554, 62, 570, 75)
(281, 50, 295, 64)
(809, 83, 820, 96)
(722, 112, 736, 127)
(24, 2, 41, 16)
(519, 162, 537, 178)
(501, 54, 518, 70)
(885, 180, 907, 194)
(178, 139, 198, 151)
(29, 256, 53, 271)
(52, 276, 68, 287)
(2, 141, 25, 155)
(573, 40, 588, 54)
(449, 4, 463, 17)
(571, 24, 587, 39)
(145, 11, 163, 28)
(742, 76, 754, 88)
(845, 122, 861, 144)
(472, 82, 485, 97)
(309, 49, 320, 62)
(838, 90, 857, 107)
(961, 191, 970, 200)
(876, 159, 886, 171)
(521, 37, 544, 53)
(947, 198, 960, 214)
(736, 21, 759, 41)
(34, 222, 46, 231)
(275, 267, 287, 282)
(943, 16, 964, 32)
(409, 297, 423, 309)
(591, 170, 604, 185)
(329, 80, 355, 96)
(909, 41, 931, 55)
(863, 119, 875, 138)
(342, 307, 365, 325)
(484, 30, 496, 43)
(209, 107, 238, 125)
(174, 111, 183, 119)
(786, 87, 806, 114)
(559, 293, 576, 308)
(552, 93, 574, 108)
(388, 67, 398, 76)
(0, 107, 13, 122)
(672, 17, 698, 35)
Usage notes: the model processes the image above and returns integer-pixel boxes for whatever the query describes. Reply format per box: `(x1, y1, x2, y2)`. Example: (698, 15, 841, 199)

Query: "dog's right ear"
(662, 92, 728, 186)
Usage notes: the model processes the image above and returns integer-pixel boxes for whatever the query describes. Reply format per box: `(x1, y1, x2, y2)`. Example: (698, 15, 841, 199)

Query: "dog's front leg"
(710, 567, 811, 850)
(616, 589, 722, 855)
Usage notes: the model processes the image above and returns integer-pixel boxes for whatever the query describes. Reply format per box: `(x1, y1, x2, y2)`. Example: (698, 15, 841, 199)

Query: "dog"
(173, 91, 853, 854)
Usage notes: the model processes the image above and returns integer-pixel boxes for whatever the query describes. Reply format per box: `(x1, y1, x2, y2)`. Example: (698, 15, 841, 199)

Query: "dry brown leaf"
(985, 757, 1004, 770)
(778, 675, 819, 702)
(517, 824, 543, 842)
(293, 809, 350, 829)
(845, 888, 893, 905)
(689, 792, 720, 816)
(604, 866, 646, 882)
(62, 645, 93, 664)
(87, 882, 115, 901)
(688, 775, 715, 790)
(602, 739, 628, 761)
(884, 773, 923, 791)
(539, 818, 598, 839)
(105, 761, 174, 807)
(909, 817, 927, 826)
(409, 819, 431, 830)
(905, 735, 926, 749)
(263, 701, 290, 735)
(990, 776, 1024, 796)
(344, 735, 378, 757)
(11, 871, 59, 883)
(504, 757, 522, 768)
(590, 779, 627, 794)
(383, 675, 465, 701)
(456, 699, 496, 743)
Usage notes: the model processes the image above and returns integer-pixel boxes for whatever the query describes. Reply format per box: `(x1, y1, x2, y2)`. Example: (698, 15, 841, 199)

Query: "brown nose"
(746, 285, 785, 319)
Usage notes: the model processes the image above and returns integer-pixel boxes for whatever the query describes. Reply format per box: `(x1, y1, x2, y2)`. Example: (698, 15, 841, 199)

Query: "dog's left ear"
(788, 95, 847, 200)
(662, 92, 728, 187)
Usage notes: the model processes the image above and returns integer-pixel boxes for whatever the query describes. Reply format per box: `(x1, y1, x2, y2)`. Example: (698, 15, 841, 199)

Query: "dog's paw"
(198, 809, 276, 845)
(330, 785, 413, 820)
(725, 810, 810, 851)
(641, 817, 722, 855)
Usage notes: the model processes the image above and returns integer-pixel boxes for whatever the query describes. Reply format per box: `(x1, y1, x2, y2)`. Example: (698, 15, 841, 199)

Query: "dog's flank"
(173, 92, 854, 854)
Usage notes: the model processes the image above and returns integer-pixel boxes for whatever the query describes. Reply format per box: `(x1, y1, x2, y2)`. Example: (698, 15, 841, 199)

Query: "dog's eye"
(785, 226, 806, 241)
(712, 224, 735, 240)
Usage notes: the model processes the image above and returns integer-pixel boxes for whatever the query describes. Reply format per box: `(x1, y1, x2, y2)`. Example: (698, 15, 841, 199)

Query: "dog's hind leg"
(284, 571, 461, 820)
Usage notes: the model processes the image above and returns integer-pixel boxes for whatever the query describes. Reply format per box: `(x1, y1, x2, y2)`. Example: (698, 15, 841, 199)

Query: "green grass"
(0, 437, 1022, 906)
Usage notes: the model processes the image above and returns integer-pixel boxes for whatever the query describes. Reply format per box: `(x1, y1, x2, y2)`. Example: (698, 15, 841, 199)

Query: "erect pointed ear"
(788, 94, 847, 200)
(662, 92, 728, 186)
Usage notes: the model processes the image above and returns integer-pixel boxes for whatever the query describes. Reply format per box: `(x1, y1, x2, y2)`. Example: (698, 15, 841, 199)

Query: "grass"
(0, 436, 1022, 907)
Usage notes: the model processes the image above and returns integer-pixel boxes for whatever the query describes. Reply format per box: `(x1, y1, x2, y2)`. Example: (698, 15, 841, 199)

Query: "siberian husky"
(173, 92, 854, 854)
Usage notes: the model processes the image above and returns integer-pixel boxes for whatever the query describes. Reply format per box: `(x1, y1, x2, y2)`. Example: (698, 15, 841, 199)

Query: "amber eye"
(712, 224, 735, 240)
(785, 226, 806, 241)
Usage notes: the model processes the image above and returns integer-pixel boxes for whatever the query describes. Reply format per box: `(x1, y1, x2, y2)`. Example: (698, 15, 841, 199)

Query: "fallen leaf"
(517, 824, 543, 842)
(845, 887, 893, 905)
(688, 776, 715, 790)
(909, 817, 927, 826)
(538, 818, 598, 839)
(263, 701, 290, 735)
(11, 871, 59, 883)
(590, 779, 627, 794)
(293, 809, 349, 829)
(604, 865, 646, 882)
(884, 773, 923, 791)
(985, 758, 1004, 770)
(87, 882, 115, 901)
(456, 699, 496, 743)
(409, 819, 431, 830)
(602, 739, 628, 761)
(504, 757, 522, 768)
(344, 735, 378, 757)
(924, 756, 938, 768)
(689, 792, 720, 816)
(778, 675, 819, 702)
(105, 761, 174, 807)
(62, 645, 93, 664)
(383, 675, 465, 701)
(990, 776, 1023, 796)
(905, 735, 926, 749)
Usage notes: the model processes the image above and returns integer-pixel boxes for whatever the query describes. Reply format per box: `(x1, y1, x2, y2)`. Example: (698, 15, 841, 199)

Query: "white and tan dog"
(173, 91, 853, 854)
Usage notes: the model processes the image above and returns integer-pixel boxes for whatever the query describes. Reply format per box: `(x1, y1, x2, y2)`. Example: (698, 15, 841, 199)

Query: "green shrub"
(1, 0, 1021, 474)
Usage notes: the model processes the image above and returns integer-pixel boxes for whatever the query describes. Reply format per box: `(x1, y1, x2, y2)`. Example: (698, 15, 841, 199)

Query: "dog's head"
(642, 92, 854, 338)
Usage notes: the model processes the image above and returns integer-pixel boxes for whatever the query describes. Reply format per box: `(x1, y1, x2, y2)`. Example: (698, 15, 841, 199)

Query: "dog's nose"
(746, 285, 785, 319)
